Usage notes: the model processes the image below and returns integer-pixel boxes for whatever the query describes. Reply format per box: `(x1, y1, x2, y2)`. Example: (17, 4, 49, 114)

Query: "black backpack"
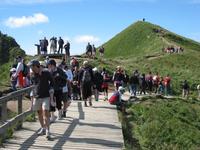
(22, 64, 29, 77)
(82, 69, 91, 82)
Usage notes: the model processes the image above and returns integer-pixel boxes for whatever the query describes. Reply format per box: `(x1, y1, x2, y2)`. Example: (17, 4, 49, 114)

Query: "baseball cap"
(47, 59, 56, 66)
(28, 60, 40, 67)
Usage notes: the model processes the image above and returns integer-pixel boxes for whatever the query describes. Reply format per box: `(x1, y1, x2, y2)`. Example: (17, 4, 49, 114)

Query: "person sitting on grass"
(109, 86, 127, 113)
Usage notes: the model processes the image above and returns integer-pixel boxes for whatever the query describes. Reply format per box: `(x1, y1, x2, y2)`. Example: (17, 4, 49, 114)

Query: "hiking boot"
(46, 130, 51, 139)
(37, 128, 45, 136)
(50, 116, 57, 123)
(62, 111, 66, 118)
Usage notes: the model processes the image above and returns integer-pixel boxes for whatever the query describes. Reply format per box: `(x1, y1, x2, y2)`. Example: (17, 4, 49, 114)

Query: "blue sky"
(0, 0, 200, 55)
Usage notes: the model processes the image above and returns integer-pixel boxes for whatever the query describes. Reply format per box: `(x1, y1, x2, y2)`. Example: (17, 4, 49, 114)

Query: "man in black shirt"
(48, 59, 67, 119)
(30, 60, 54, 139)
(58, 37, 64, 54)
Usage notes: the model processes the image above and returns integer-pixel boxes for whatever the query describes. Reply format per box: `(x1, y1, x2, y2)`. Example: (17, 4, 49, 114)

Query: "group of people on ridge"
(35, 37, 70, 56)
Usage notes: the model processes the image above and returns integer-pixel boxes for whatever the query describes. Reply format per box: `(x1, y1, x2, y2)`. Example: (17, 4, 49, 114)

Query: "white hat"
(83, 61, 89, 66)
(93, 67, 98, 72)
(10, 68, 16, 72)
(118, 86, 125, 93)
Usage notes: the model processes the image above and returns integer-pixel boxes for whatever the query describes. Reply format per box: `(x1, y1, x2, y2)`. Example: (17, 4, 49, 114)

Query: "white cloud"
(74, 35, 100, 43)
(5, 13, 49, 28)
(0, 0, 81, 5)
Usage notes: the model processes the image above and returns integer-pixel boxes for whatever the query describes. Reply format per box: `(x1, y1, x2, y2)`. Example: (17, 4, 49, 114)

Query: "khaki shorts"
(32, 97, 50, 111)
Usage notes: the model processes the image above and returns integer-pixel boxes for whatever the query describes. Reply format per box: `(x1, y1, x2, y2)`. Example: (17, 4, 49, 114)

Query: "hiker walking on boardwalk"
(29, 60, 54, 139)
(48, 59, 68, 120)
(79, 61, 94, 107)
(61, 65, 73, 117)
(72, 66, 81, 100)
(58, 37, 64, 54)
(93, 67, 103, 101)
(101, 68, 110, 100)
(113, 66, 124, 90)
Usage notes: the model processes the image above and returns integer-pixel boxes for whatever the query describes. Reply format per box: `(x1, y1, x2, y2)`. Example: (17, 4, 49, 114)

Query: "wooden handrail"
(0, 86, 34, 104)
(0, 86, 35, 138)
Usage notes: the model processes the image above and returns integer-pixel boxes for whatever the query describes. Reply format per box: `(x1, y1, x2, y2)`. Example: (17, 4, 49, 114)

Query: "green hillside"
(103, 21, 200, 58)
(0, 31, 26, 88)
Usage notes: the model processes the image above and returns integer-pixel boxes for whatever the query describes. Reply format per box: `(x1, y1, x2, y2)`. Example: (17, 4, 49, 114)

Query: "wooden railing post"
(17, 95, 23, 129)
(1, 101, 7, 122)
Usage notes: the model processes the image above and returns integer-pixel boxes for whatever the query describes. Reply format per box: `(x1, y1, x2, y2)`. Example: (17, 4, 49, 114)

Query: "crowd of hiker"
(7, 55, 200, 139)
(162, 46, 184, 54)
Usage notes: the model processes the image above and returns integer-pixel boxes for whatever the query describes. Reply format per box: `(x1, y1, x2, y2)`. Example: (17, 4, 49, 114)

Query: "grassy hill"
(0, 31, 26, 88)
(103, 21, 200, 58)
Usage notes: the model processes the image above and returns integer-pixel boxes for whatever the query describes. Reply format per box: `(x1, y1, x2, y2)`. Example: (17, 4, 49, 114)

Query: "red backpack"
(109, 92, 120, 105)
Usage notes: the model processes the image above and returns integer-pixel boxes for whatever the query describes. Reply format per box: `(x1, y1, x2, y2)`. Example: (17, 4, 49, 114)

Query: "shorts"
(62, 92, 69, 102)
(32, 97, 50, 111)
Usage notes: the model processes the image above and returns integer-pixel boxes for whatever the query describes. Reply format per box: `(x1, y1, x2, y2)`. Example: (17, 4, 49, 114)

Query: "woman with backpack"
(79, 61, 94, 107)
(102, 68, 110, 100)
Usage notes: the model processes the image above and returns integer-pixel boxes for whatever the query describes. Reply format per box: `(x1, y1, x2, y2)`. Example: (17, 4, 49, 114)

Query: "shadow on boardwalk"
(5, 101, 123, 149)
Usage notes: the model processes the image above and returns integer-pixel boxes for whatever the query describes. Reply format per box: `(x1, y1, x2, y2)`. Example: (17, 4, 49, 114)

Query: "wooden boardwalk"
(2, 98, 124, 150)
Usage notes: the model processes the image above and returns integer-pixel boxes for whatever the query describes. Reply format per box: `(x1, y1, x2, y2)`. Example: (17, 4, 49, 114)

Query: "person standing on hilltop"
(50, 37, 57, 54)
(58, 37, 64, 54)
(92, 44, 96, 59)
(64, 41, 70, 57)
(99, 46, 105, 57)
(86, 42, 92, 58)
(43, 37, 48, 54)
